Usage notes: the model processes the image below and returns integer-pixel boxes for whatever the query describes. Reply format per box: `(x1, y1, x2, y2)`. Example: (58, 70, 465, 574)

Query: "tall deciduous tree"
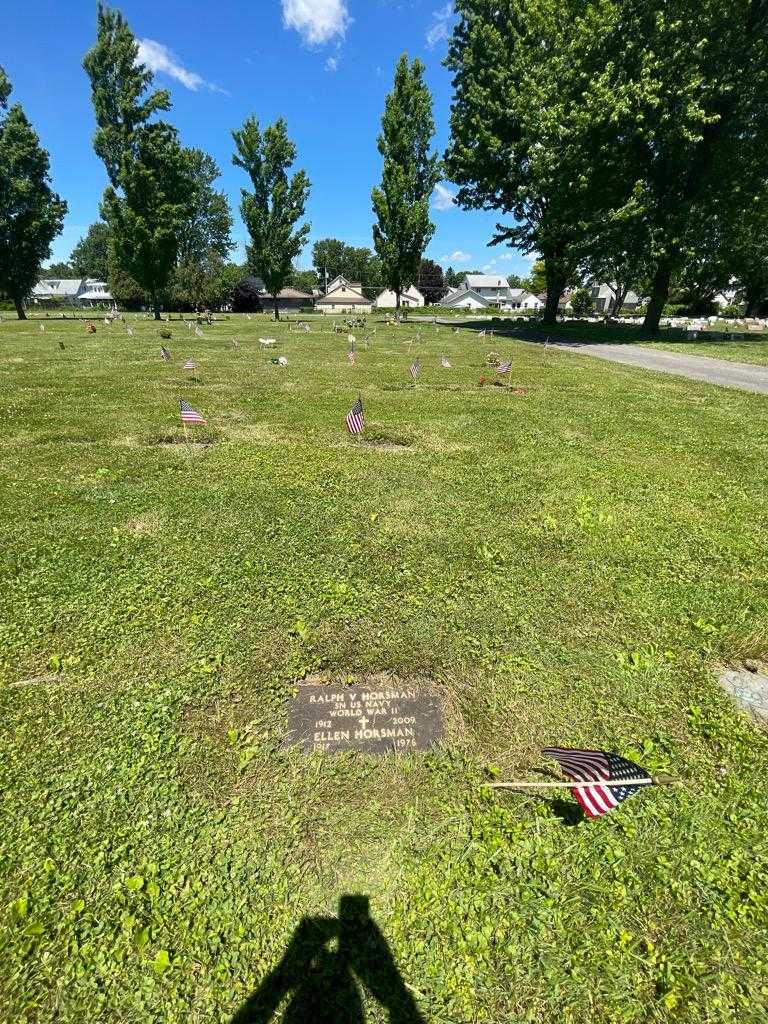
(372, 54, 440, 309)
(84, 4, 192, 318)
(445, 2, 605, 324)
(101, 122, 192, 318)
(176, 149, 233, 265)
(232, 116, 310, 320)
(70, 221, 111, 280)
(0, 68, 67, 319)
(581, 0, 768, 331)
(82, 3, 170, 188)
(311, 238, 382, 296)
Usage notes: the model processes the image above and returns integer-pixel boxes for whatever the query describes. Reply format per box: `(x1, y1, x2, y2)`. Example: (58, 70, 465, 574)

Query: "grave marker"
(284, 683, 444, 754)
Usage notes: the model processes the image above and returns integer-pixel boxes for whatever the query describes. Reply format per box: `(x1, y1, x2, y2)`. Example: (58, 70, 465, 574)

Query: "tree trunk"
(273, 296, 280, 321)
(541, 259, 566, 325)
(744, 282, 764, 316)
(643, 263, 672, 332)
(13, 295, 26, 320)
(395, 289, 401, 310)
(152, 291, 161, 321)
(610, 284, 629, 316)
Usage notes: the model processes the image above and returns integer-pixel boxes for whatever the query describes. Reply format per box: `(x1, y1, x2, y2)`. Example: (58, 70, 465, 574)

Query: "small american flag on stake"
(183, 358, 196, 371)
(346, 396, 364, 435)
(496, 361, 512, 374)
(348, 350, 356, 365)
(486, 747, 676, 817)
(160, 345, 171, 360)
(409, 358, 421, 380)
(179, 399, 206, 425)
(542, 748, 652, 818)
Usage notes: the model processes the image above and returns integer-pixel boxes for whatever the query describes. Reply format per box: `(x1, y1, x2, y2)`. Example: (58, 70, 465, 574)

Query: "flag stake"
(485, 775, 679, 790)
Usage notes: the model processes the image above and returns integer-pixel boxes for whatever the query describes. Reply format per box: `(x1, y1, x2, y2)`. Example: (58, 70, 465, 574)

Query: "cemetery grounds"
(1, 313, 767, 1023)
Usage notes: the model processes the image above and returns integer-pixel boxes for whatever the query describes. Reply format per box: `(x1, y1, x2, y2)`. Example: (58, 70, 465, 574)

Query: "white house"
(713, 288, 744, 312)
(315, 276, 372, 314)
(507, 288, 543, 310)
(459, 274, 511, 306)
(31, 278, 114, 307)
(373, 285, 425, 308)
(441, 287, 490, 310)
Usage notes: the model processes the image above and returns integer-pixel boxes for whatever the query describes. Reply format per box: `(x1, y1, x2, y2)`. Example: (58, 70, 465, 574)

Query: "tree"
(570, 288, 594, 317)
(288, 268, 318, 294)
(101, 122, 192, 318)
(444, 266, 461, 289)
(82, 3, 170, 188)
(372, 54, 440, 308)
(506, 273, 523, 289)
(232, 276, 264, 313)
(445, 2, 606, 324)
(575, 0, 768, 331)
(418, 259, 446, 303)
(44, 261, 74, 278)
(0, 68, 67, 319)
(522, 260, 547, 296)
(84, 4, 191, 318)
(232, 116, 310, 320)
(70, 221, 110, 279)
(176, 149, 233, 265)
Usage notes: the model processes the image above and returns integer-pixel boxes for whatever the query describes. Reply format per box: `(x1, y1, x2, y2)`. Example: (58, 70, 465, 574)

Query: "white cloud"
(440, 250, 471, 264)
(325, 55, 339, 72)
(523, 250, 540, 263)
(137, 39, 225, 93)
(496, 253, 514, 262)
(432, 182, 456, 210)
(282, 0, 350, 45)
(426, 3, 454, 49)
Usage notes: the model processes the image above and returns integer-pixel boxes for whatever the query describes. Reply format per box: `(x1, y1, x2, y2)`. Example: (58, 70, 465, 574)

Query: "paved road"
(553, 342, 768, 396)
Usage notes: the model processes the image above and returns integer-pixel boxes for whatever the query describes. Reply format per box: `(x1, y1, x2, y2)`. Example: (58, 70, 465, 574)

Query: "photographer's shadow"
(231, 894, 426, 1024)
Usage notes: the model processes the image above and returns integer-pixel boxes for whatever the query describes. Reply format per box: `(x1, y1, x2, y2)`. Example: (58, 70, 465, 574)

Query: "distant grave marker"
(284, 682, 444, 754)
(718, 664, 768, 728)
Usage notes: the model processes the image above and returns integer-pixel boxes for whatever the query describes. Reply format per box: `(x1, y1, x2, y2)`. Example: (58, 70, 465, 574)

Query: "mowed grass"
(1, 312, 768, 1023)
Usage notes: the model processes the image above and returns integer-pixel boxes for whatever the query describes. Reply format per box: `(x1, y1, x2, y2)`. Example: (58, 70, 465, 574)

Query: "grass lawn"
(1, 312, 767, 1023)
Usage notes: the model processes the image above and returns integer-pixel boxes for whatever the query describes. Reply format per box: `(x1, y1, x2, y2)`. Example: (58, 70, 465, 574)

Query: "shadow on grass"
(442, 318, 768, 348)
(231, 895, 426, 1024)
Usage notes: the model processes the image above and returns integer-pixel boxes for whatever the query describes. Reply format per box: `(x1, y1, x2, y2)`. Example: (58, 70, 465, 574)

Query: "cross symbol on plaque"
(358, 716, 369, 729)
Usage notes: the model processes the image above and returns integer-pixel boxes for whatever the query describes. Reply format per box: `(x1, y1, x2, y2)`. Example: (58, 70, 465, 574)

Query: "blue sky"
(3, 0, 531, 279)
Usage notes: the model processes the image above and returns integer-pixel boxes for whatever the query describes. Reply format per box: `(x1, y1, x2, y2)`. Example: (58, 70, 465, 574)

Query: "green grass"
(1, 312, 768, 1023)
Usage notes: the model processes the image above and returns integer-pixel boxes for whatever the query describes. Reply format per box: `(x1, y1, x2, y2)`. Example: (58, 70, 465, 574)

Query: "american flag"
(409, 358, 421, 380)
(346, 396, 364, 435)
(179, 399, 206, 425)
(543, 747, 651, 818)
(441, 355, 452, 368)
(183, 358, 196, 370)
(496, 361, 512, 374)
(160, 345, 171, 360)
(348, 350, 356, 364)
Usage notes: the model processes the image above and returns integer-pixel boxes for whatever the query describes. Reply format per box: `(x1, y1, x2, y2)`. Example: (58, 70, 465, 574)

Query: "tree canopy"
(0, 67, 67, 319)
(372, 54, 440, 307)
(232, 116, 310, 320)
(70, 221, 110, 280)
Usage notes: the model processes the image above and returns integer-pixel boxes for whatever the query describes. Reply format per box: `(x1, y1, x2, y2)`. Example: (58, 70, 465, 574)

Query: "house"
(713, 288, 744, 312)
(587, 283, 641, 313)
(268, 287, 314, 312)
(373, 285, 425, 309)
(315, 276, 372, 314)
(507, 288, 544, 310)
(30, 278, 114, 307)
(458, 274, 511, 307)
(441, 287, 490, 310)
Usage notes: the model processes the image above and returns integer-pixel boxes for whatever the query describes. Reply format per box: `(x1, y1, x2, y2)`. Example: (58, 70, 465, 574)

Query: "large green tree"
(84, 4, 193, 318)
(445, 2, 605, 324)
(372, 54, 440, 309)
(176, 149, 233, 265)
(418, 258, 446, 304)
(232, 116, 310, 320)
(101, 122, 192, 318)
(0, 67, 67, 319)
(70, 221, 110, 280)
(580, 0, 768, 330)
(82, 4, 170, 187)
